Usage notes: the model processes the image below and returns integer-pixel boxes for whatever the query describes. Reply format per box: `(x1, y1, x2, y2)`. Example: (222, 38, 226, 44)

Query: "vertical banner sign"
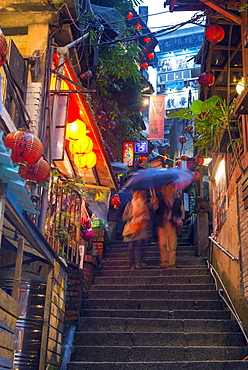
(149, 95, 165, 139)
(122, 142, 134, 166)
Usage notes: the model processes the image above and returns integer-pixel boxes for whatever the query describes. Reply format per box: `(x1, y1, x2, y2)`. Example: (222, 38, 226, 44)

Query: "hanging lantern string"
(3, 62, 32, 129)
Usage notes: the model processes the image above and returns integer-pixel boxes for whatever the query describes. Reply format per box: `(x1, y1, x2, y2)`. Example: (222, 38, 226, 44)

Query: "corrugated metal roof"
(0, 130, 39, 215)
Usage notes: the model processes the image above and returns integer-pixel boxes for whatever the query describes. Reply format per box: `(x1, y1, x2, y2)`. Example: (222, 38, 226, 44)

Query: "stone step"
(93, 275, 214, 285)
(87, 289, 220, 300)
(71, 345, 248, 362)
(74, 331, 245, 346)
(68, 360, 248, 370)
(96, 267, 210, 277)
(81, 308, 230, 320)
(90, 283, 215, 291)
(77, 317, 240, 333)
(99, 257, 207, 268)
(82, 298, 226, 311)
(105, 250, 196, 258)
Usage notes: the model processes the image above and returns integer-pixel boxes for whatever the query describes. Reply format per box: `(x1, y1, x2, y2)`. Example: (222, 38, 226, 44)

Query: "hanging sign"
(149, 95, 165, 139)
(122, 142, 134, 166)
(134, 141, 148, 154)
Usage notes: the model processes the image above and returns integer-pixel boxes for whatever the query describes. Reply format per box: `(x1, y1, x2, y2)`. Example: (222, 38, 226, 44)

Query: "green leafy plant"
(168, 95, 243, 155)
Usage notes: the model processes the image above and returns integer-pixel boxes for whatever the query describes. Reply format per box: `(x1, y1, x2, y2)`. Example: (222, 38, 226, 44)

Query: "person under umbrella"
(152, 182, 182, 268)
(122, 190, 150, 270)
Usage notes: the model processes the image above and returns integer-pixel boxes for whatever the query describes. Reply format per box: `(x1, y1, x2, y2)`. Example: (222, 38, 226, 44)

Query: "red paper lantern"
(19, 158, 50, 183)
(194, 171, 201, 181)
(178, 136, 186, 144)
(194, 156, 204, 166)
(175, 160, 181, 166)
(126, 12, 133, 19)
(4, 129, 43, 164)
(147, 52, 154, 60)
(141, 62, 148, 69)
(95, 110, 107, 120)
(107, 121, 116, 129)
(144, 37, 151, 44)
(135, 24, 142, 30)
(140, 156, 147, 162)
(206, 25, 225, 44)
(180, 155, 189, 161)
(198, 72, 215, 87)
(0, 30, 7, 67)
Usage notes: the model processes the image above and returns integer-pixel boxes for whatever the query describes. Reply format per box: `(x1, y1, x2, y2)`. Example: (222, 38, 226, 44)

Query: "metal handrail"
(209, 234, 239, 262)
(206, 260, 248, 346)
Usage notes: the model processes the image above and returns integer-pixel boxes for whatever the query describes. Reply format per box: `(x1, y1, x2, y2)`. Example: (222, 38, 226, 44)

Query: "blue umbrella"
(125, 167, 194, 192)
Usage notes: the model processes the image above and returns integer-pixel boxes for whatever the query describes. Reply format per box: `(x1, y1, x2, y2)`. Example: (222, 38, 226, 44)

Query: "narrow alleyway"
(67, 228, 248, 369)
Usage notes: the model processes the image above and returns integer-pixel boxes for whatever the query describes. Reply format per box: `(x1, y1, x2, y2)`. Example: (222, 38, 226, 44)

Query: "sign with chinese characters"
(149, 95, 165, 140)
(165, 88, 198, 112)
(122, 142, 134, 166)
(134, 141, 148, 154)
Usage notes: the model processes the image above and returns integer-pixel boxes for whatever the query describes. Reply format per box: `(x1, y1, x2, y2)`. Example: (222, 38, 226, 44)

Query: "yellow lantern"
(50, 74, 69, 92)
(74, 151, 97, 169)
(66, 119, 89, 141)
(69, 136, 93, 154)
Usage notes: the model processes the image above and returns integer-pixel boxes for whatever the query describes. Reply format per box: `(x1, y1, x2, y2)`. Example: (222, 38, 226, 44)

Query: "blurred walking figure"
(122, 190, 150, 270)
(152, 183, 182, 268)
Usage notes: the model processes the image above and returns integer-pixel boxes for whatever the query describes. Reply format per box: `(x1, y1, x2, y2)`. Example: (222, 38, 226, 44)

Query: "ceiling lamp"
(18, 158, 50, 183)
(236, 77, 245, 95)
(74, 151, 97, 170)
(4, 129, 43, 164)
(0, 29, 7, 66)
(65, 119, 89, 141)
(205, 25, 225, 44)
(69, 136, 93, 155)
(198, 72, 215, 87)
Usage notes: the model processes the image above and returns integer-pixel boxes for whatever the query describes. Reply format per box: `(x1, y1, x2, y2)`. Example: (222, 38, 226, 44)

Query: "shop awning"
(0, 130, 39, 215)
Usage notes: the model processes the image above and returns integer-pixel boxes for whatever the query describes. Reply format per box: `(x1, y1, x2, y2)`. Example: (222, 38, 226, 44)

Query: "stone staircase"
(67, 231, 248, 369)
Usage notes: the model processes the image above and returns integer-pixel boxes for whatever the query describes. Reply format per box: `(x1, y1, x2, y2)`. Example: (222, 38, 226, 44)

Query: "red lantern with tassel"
(144, 37, 151, 44)
(175, 160, 181, 166)
(95, 110, 107, 120)
(180, 155, 189, 161)
(126, 12, 133, 19)
(147, 52, 154, 60)
(0, 30, 7, 67)
(19, 158, 50, 183)
(107, 121, 116, 129)
(178, 136, 186, 144)
(4, 129, 43, 164)
(194, 171, 201, 181)
(140, 156, 147, 162)
(198, 72, 215, 87)
(206, 25, 225, 44)
(141, 62, 148, 69)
